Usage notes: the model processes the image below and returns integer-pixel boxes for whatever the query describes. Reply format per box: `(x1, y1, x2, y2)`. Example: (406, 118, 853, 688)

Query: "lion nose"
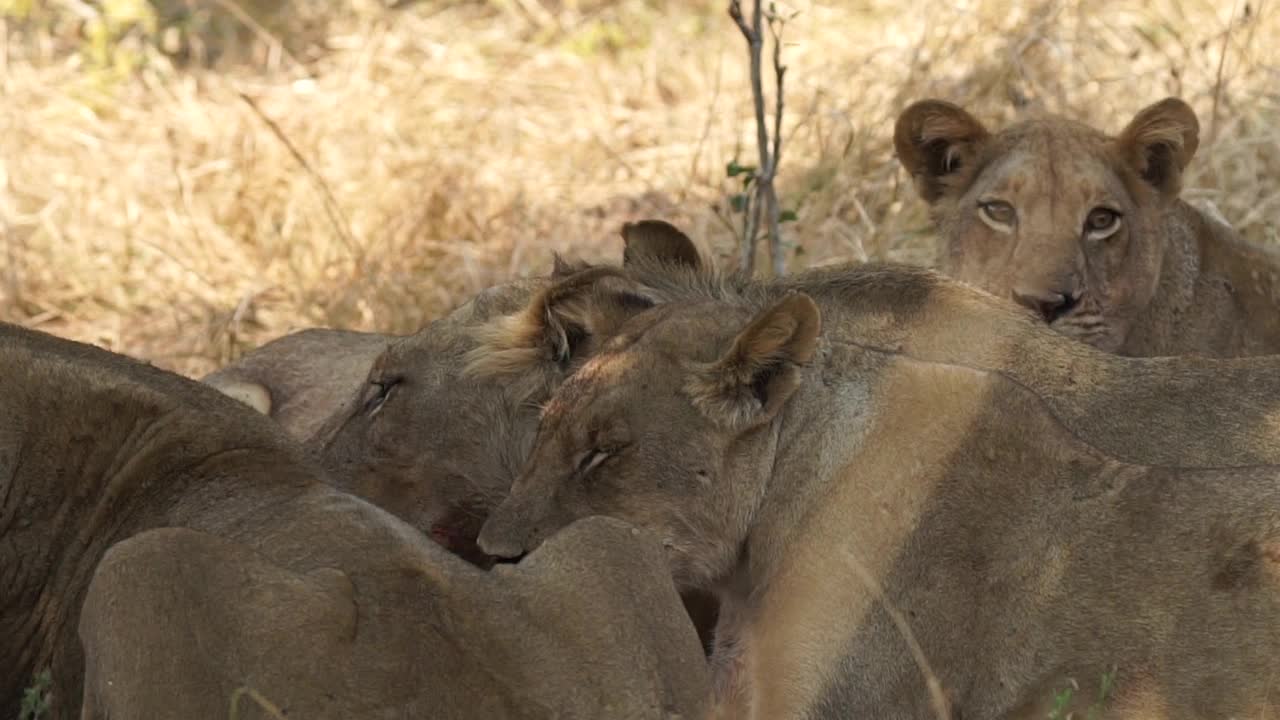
(476, 525, 526, 561)
(1012, 288, 1079, 323)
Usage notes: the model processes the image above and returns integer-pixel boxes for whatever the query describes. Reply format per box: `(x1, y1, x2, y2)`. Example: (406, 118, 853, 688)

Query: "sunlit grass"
(0, 0, 1275, 376)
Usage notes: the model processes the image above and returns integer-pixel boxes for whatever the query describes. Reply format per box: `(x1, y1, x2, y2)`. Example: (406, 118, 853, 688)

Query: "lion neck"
(1115, 199, 1272, 357)
(707, 345, 925, 716)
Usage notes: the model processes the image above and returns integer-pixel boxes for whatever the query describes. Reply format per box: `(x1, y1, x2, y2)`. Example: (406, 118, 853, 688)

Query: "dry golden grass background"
(1, 0, 1277, 377)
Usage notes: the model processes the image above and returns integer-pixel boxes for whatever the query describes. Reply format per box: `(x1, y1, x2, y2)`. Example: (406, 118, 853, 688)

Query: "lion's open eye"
(1084, 207, 1122, 239)
(977, 200, 1017, 230)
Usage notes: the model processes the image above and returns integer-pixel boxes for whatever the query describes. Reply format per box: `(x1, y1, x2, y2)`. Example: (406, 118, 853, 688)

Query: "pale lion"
(895, 97, 1280, 357)
(471, 259, 1280, 718)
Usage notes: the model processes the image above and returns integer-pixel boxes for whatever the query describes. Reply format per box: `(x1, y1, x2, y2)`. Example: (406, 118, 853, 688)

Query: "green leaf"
(1047, 686, 1073, 720)
(726, 160, 756, 178)
(780, 209, 798, 223)
(19, 669, 52, 720)
(729, 193, 748, 212)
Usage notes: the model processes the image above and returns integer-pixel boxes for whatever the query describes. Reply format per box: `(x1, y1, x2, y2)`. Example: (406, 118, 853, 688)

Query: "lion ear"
(1116, 97, 1200, 197)
(687, 292, 821, 431)
(620, 219, 703, 271)
(204, 377, 273, 415)
(894, 99, 991, 204)
(550, 252, 592, 278)
(466, 267, 654, 381)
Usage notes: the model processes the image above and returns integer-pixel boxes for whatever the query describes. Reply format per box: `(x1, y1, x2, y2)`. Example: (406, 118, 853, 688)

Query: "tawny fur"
(1, 322, 711, 719)
(473, 248, 1280, 719)
(895, 96, 1280, 357)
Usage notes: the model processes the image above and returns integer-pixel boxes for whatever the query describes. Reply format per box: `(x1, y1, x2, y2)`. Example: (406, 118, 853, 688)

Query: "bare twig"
(683, 39, 726, 201)
(1208, 0, 1242, 145)
(841, 548, 952, 720)
(765, 7, 789, 277)
(729, 0, 763, 275)
(238, 92, 363, 267)
(727, 0, 791, 277)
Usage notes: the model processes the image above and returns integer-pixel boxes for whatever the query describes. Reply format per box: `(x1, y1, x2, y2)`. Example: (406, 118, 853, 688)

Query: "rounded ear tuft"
(621, 219, 703, 270)
(465, 266, 654, 384)
(687, 292, 822, 430)
(1116, 97, 1200, 197)
(894, 99, 991, 204)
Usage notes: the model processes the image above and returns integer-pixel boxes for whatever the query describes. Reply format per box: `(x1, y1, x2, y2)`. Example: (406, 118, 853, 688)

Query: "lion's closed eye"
(577, 449, 610, 475)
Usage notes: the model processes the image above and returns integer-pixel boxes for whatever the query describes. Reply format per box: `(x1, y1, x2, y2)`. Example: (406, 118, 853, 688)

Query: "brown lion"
(1, 321, 709, 719)
(894, 96, 1280, 357)
(470, 254, 1280, 718)
(476, 265, 1280, 717)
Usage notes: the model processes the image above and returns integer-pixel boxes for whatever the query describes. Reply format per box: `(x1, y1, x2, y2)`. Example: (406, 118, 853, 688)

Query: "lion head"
(894, 97, 1200, 353)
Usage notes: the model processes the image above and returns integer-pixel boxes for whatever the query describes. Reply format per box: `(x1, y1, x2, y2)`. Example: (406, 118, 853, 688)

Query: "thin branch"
(728, 0, 756, 42)
(683, 42, 725, 201)
(768, 19, 786, 173)
(746, 0, 769, 275)
(764, 8, 789, 277)
(740, 184, 758, 274)
(728, 0, 768, 275)
(1208, 0, 1242, 146)
(749, 188, 765, 274)
(842, 549, 953, 720)
(728, 0, 792, 277)
(710, 201, 741, 236)
(238, 92, 363, 268)
(764, 186, 783, 276)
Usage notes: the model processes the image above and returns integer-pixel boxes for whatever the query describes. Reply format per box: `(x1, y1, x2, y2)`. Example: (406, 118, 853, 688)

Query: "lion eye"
(977, 200, 1017, 229)
(1084, 207, 1122, 239)
(575, 440, 628, 480)
(576, 449, 610, 477)
(363, 378, 400, 417)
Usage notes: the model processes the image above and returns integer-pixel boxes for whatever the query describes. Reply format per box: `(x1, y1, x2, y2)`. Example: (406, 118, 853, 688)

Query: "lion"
(1, 321, 709, 719)
(201, 328, 395, 441)
(470, 257, 1280, 718)
(469, 223, 1280, 470)
(894, 96, 1280, 357)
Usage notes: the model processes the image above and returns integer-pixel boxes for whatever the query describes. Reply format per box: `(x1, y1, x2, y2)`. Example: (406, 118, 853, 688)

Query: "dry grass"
(1, 0, 1277, 377)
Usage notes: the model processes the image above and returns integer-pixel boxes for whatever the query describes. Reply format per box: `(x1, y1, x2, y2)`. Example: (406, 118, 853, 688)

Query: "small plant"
(18, 669, 52, 720)
(1047, 668, 1116, 720)
(723, 0, 799, 278)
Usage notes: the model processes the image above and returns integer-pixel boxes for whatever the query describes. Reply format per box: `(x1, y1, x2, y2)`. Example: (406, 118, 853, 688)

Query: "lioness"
(0, 321, 709, 719)
(894, 96, 1280, 357)
(470, 224, 1280, 470)
(201, 327, 395, 441)
(472, 260, 1280, 718)
(310, 223, 722, 646)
